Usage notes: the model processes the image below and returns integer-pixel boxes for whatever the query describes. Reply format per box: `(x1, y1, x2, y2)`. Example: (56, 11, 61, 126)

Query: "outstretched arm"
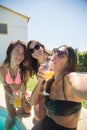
(68, 72, 87, 99)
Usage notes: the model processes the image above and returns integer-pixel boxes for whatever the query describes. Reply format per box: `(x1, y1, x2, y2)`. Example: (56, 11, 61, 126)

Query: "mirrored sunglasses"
(29, 43, 40, 54)
(52, 48, 67, 58)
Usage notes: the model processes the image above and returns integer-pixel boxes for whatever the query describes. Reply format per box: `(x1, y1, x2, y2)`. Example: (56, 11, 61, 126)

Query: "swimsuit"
(41, 116, 77, 130)
(45, 77, 81, 116)
(42, 95, 81, 130)
(5, 69, 22, 96)
(44, 77, 81, 130)
(46, 99, 81, 116)
(6, 70, 21, 85)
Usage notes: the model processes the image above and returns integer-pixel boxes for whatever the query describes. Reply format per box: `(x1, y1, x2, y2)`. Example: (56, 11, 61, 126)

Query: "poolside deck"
(0, 84, 87, 130)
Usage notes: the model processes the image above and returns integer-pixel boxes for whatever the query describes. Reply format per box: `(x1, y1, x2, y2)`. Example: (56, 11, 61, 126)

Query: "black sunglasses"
(52, 48, 67, 58)
(29, 43, 40, 54)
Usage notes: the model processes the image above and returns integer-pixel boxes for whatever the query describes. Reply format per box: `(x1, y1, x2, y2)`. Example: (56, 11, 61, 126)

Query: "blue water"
(0, 108, 26, 130)
(0, 116, 18, 130)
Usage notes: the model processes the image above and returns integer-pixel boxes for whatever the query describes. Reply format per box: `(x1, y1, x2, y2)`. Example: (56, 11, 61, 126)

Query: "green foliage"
(82, 100, 87, 108)
(27, 75, 38, 91)
(77, 51, 87, 72)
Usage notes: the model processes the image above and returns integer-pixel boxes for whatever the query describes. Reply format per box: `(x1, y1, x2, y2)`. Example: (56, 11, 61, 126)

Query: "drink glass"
(45, 70, 54, 81)
(13, 90, 21, 108)
(41, 60, 54, 96)
(45, 60, 54, 81)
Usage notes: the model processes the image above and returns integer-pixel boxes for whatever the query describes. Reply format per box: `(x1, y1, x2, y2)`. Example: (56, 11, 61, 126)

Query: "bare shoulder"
(64, 74, 71, 84)
(64, 73, 75, 91)
(0, 64, 7, 72)
(65, 72, 80, 82)
(0, 64, 7, 82)
(66, 72, 87, 90)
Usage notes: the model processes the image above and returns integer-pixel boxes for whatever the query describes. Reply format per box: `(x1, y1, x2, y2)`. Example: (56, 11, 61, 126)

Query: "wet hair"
(58, 45, 77, 72)
(27, 40, 50, 75)
(4, 40, 31, 80)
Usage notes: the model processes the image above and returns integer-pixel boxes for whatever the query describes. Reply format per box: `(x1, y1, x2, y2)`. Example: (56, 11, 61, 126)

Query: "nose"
(52, 53, 58, 61)
(50, 55, 54, 61)
(18, 53, 24, 58)
(18, 53, 22, 57)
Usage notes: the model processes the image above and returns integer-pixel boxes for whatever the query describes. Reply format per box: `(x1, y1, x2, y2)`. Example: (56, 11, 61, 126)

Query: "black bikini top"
(45, 77, 81, 116)
(46, 99, 81, 116)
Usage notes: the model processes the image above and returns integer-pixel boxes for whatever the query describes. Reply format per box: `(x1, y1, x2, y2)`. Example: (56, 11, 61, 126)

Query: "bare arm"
(0, 66, 10, 95)
(30, 79, 45, 105)
(68, 72, 87, 99)
(30, 64, 46, 105)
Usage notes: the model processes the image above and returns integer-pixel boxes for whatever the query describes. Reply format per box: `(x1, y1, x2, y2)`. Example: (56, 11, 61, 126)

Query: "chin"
(16, 61, 22, 65)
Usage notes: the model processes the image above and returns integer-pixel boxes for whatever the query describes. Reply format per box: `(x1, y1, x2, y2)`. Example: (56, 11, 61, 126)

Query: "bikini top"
(46, 99, 81, 116)
(6, 70, 22, 85)
(45, 77, 81, 116)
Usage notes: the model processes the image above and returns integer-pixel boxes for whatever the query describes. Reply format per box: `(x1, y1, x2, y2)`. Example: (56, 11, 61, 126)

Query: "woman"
(0, 40, 31, 130)
(27, 40, 51, 123)
(30, 45, 87, 130)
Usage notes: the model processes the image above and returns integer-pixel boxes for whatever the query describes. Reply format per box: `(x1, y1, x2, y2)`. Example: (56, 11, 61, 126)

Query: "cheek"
(61, 58, 67, 65)
(21, 55, 24, 61)
(11, 56, 16, 62)
(31, 53, 37, 59)
(31, 53, 38, 59)
(54, 58, 67, 69)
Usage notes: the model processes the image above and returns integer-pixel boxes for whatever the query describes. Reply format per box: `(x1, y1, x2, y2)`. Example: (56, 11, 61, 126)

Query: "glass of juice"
(45, 60, 54, 81)
(40, 60, 54, 96)
(45, 70, 54, 80)
(13, 90, 21, 108)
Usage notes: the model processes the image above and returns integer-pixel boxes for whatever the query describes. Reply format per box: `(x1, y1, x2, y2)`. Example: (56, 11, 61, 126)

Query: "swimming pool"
(0, 107, 26, 130)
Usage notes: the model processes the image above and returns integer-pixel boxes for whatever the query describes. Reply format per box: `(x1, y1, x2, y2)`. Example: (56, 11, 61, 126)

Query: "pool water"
(0, 116, 18, 130)
(0, 107, 26, 130)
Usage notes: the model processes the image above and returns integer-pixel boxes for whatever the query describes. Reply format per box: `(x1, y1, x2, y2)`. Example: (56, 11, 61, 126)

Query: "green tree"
(77, 51, 87, 72)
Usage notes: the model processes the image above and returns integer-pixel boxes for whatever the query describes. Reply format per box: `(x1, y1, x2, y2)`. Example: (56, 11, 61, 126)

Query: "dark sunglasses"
(52, 48, 67, 58)
(29, 43, 40, 54)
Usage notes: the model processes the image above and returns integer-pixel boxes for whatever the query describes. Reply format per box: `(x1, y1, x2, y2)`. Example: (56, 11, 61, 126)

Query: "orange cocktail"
(13, 90, 21, 108)
(14, 97, 21, 108)
(45, 70, 54, 80)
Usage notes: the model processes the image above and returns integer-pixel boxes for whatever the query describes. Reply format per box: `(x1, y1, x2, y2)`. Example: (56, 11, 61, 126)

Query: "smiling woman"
(27, 40, 51, 124)
(30, 45, 87, 130)
(0, 40, 32, 129)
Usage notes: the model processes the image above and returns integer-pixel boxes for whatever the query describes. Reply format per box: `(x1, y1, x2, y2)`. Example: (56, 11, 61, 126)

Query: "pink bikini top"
(6, 70, 22, 85)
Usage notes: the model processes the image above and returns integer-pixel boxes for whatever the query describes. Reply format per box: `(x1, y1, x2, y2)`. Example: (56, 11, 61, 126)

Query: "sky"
(0, 0, 87, 52)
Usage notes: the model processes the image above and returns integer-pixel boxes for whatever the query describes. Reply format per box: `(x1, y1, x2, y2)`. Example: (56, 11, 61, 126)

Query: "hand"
(24, 93, 30, 102)
(37, 64, 46, 81)
(9, 94, 17, 104)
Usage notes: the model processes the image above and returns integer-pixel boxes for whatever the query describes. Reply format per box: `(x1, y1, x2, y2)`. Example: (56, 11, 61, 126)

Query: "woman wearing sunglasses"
(27, 40, 51, 124)
(0, 40, 32, 129)
(31, 45, 87, 130)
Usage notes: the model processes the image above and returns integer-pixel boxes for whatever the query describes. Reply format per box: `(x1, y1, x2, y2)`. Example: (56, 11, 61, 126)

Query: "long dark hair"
(4, 40, 30, 80)
(58, 45, 77, 72)
(45, 45, 78, 100)
(27, 40, 50, 75)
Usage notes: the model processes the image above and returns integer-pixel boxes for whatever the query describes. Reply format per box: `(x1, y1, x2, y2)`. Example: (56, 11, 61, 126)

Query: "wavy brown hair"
(58, 45, 77, 72)
(45, 45, 78, 99)
(4, 40, 32, 81)
(26, 40, 50, 75)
